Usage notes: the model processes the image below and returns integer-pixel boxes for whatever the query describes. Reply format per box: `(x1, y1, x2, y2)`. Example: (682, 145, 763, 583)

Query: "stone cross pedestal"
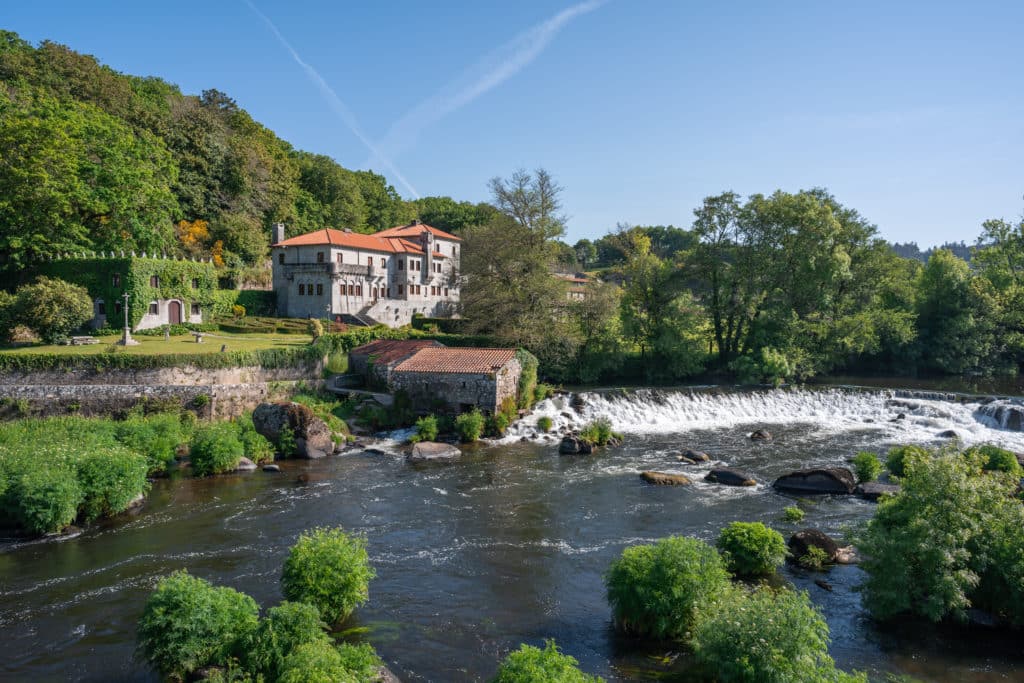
(117, 292, 139, 346)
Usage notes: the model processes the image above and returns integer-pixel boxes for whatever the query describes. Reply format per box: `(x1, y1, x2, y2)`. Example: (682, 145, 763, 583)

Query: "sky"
(5, 0, 1023, 246)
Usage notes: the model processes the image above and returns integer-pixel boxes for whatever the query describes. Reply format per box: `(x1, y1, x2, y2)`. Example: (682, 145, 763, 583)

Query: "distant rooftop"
(350, 339, 443, 365)
(393, 347, 518, 375)
(375, 220, 461, 242)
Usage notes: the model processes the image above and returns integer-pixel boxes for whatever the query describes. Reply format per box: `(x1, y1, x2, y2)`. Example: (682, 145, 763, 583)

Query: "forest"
(1, 31, 1022, 386)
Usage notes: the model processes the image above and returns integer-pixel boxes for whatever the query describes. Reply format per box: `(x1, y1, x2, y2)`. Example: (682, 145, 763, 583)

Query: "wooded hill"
(0, 30, 492, 281)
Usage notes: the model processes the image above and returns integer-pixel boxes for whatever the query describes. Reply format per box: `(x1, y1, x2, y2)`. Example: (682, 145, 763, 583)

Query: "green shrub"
(245, 601, 329, 679)
(455, 410, 485, 442)
(492, 639, 603, 683)
(115, 413, 189, 473)
(885, 445, 930, 478)
(235, 413, 275, 464)
(410, 415, 439, 443)
(76, 451, 149, 522)
(488, 412, 510, 437)
(859, 450, 1024, 625)
(691, 587, 865, 683)
(281, 527, 376, 624)
(605, 535, 730, 639)
(335, 642, 384, 681)
(278, 641, 357, 683)
(190, 423, 245, 476)
(137, 571, 259, 681)
(533, 383, 555, 404)
(308, 318, 324, 340)
(536, 416, 553, 433)
(716, 522, 788, 577)
(579, 418, 619, 447)
(232, 304, 246, 318)
(965, 444, 1023, 477)
(852, 451, 882, 483)
(783, 505, 805, 522)
(6, 467, 83, 535)
(798, 546, 831, 571)
(12, 276, 93, 343)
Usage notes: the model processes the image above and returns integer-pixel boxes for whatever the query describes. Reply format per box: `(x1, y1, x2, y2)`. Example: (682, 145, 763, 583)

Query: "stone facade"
(390, 356, 521, 414)
(349, 339, 443, 388)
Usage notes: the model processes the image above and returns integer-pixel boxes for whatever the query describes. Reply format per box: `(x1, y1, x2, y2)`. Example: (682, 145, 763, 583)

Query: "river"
(2, 386, 1024, 681)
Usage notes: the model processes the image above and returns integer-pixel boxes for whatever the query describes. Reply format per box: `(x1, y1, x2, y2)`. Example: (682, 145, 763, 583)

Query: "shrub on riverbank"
(492, 640, 604, 683)
(410, 414, 439, 443)
(281, 527, 376, 624)
(189, 423, 245, 476)
(885, 445, 930, 478)
(964, 444, 1023, 477)
(859, 451, 1024, 626)
(852, 451, 882, 482)
(137, 571, 259, 681)
(244, 601, 330, 680)
(455, 409, 485, 442)
(691, 587, 866, 682)
(716, 522, 787, 577)
(76, 451, 149, 521)
(605, 536, 730, 639)
(579, 418, 620, 447)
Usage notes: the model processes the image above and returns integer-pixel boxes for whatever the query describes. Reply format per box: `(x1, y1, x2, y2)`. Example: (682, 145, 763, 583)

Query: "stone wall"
(0, 360, 321, 387)
(389, 358, 521, 414)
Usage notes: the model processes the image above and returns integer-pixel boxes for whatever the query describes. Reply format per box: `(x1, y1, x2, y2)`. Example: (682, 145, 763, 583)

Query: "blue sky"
(5, 1, 1023, 246)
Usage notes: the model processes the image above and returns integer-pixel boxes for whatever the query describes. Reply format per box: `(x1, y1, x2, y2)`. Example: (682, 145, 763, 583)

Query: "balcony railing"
(281, 262, 373, 278)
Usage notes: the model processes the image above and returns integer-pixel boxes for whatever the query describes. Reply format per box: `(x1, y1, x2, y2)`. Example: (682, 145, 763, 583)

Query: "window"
(355, 285, 362, 296)
(191, 278, 199, 289)
(444, 288, 449, 297)
(299, 284, 305, 295)
(380, 257, 385, 267)
(97, 301, 106, 315)
(398, 284, 404, 295)
(307, 284, 314, 296)
(452, 245, 457, 256)
(278, 253, 285, 264)
(316, 284, 323, 296)
(336, 253, 343, 263)
(415, 260, 421, 271)
(112, 274, 121, 287)
(398, 260, 404, 270)
(149, 302, 158, 315)
(386, 287, 391, 297)
(317, 252, 325, 263)
(114, 302, 122, 315)
(191, 303, 200, 315)
(150, 275, 159, 287)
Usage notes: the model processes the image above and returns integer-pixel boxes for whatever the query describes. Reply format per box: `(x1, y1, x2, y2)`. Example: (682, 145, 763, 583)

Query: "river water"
(3, 386, 1024, 682)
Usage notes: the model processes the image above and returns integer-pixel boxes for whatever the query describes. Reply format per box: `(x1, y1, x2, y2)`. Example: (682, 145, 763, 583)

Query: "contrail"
(365, 0, 607, 169)
(243, 0, 421, 198)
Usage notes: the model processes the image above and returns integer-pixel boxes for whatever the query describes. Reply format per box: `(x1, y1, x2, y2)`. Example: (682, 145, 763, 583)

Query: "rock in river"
(749, 429, 772, 441)
(856, 481, 900, 501)
(252, 402, 334, 459)
(408, 441, 461, 464)
(788, 528, 840, 564)
(680, 449, 710, 462)
(234, 456, 257, 472)
(640, 471, 692, 486)
(773, 468, 856, 494)
(559, 436, 594, 455)
(704, 467, 757, 487)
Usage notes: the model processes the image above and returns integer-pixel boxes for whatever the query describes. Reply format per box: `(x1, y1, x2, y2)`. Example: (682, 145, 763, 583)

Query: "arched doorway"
(168, 300, 182, 324)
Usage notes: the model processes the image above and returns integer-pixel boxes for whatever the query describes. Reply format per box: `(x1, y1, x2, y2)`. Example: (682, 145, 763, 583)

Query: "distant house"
(390, 347, 521, 414)
(555, 272, 589, 301)
(349, 338, 444, 387)
(271, 220, 461, 327)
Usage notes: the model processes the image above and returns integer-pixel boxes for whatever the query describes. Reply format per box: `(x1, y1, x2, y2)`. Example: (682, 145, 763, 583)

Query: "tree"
(568, 279, 624, 382)
(413, 195, 497, 234)
(13, 276, 93, 342)
(573, 239, 597, 269)
(488, 168, 565, 240)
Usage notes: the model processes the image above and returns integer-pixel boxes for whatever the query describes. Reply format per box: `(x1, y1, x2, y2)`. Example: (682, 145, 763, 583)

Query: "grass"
(0, 332, 312, 356)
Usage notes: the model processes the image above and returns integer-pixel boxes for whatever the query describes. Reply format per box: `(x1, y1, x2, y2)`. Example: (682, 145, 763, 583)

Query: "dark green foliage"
(136, 571, 259, 681)
(114, 412, 189, 473)
(487, 411, 511, 438)
(245, 601, 330, 680)
(691, 587, 866, 683)
(281, 527, 376, 624)
(8, 277, 93, 343)
(75, 451, 149, 522)
(798, 546, 831, 571)
(492, 640, 604, 683)
(964, 444, 1023, 477)
(235, 413, 275, 464)
(5, 467, 82, 535)
(455, 410, 485, 442)
(885, 445, 930, 478)
(852, 451, 882, 483)
(516, 349, 540, 409)
(334, 642, 385, 682)
(189, 422, 244, 476)
(716, 522, 788, 577)
(410, 414, 438, 443)
(605, 535, 730, 639)
(859, 451, 1024, 625)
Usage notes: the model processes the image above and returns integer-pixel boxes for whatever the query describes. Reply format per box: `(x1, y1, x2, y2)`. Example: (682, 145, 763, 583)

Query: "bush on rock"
(492, 639, 604, 683)
(281, 527, 375, 624)
(189, 423, 245, 476)
(716, 522, 787, 577)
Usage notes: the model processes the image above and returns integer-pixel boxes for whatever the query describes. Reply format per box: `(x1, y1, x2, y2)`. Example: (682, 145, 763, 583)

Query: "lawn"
(0, 332, 313, 356)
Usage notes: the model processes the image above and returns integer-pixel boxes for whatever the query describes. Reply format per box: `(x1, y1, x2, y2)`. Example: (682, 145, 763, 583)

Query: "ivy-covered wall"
(34, 257, 273, 326)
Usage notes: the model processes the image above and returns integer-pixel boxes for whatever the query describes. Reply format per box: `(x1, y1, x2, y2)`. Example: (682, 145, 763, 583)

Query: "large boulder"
(408, 441, 461, 463)
(234, 456, 257, 472)
(559, 436, 594, 455)
(640, 471, 692, 486)
(679, 449, 710, 462)
(788, 529, 840, 564)
(773, 468, 856, 494)
(704, 467, 757, 487)
(974, 401, 1024, 431)
(856, 481, 900, 501)
(252, 402, 334, 459)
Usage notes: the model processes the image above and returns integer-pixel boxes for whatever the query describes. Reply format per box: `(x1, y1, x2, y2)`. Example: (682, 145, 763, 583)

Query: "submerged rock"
(252, 402, 333, 459)
(262, 464, 281, 473)
(856, 481, 900, 501)
(704, 467, 757, 487)
(749, 429, 772, 441)
(234, 456, 257, 472)
(773, 468, 856, 495)
(408, 441, 461, 463)
(788, 529, 840, 564)
(680, 449, 710, 462)
(640, 471, 692, 486)
(559, 436, 593, 455)
(937, 429, 961, 439)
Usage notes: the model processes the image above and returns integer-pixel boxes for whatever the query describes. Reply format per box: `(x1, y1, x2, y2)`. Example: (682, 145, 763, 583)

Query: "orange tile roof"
(393, 347, 518, 375)
(350, 339, 444, 365)
(376, 222, 462, 242)
(272, 229, 431, 254)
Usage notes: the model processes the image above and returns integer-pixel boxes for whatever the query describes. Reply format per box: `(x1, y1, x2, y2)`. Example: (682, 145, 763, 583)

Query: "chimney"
(411, 218, 421, 226)
(272, 222, 286, 245)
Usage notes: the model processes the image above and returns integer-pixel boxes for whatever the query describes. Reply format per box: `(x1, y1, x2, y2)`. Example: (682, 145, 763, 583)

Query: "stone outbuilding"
(349, 338, 444, 388)
(389, 347, 521, 414)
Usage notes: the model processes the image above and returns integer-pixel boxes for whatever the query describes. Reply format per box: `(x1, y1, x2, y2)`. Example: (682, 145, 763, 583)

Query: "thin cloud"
(366, 0, 606, 169)
(243, 0, 421, 198)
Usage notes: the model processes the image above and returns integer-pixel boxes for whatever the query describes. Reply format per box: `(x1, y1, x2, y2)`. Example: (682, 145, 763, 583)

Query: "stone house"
(348, 338, 443, 388)
(270, 220, 461, 327)
(389, 347, 521, 414)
